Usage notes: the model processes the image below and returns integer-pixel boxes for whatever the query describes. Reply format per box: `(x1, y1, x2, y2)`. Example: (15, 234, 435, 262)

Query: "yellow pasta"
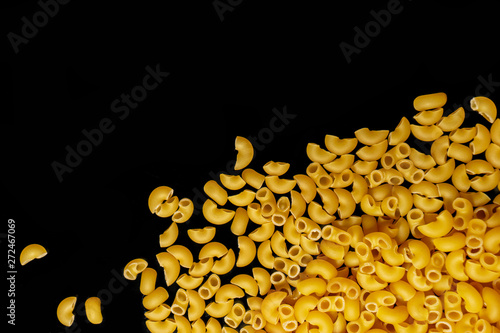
(265, 175, 296, 194)
(140, 267, 157, 295)
(355, 128, 389, 146)
(323, 154, 355, 173)
(206, 300, 235, 318)
(176, 274, 203, 290)
(470, 96, 497, 123)
(19, 243, 47, 266)
(325, 135, 358, 155)
(236, 236, 256, 267)
(156, 252, 180, 286)
(172, 198, 194, 223)
(144, 304, 171, 321)
(220, 173, 246, 190)
(146, 319, 177, 333)
(242, 168, 266, 189)
(57, 296, 77, 327)
(409, 147, 436, 169)
(203, 199, 235, 225)
(235, 136, 254, 170)
(437, 106, 465, 132)
(448, 142, 473, 163)
(389, 116, 411, 145)
(159, 222, 179, 248)
(306, 142, 336, 163)
(228, 189, 256, 206)
(414, 107, 444, 126)
(212, 248, 236, 275)
(411, 124, 444, 142)
(430, 134, 449, 165)
(189, 257, 214, 278)
(413, 92, 447, 111)
(123, 258, 148, 280)
(187, 226, 216, 244)
(143, 287, 169, 310)
(356, 140, 388, 161)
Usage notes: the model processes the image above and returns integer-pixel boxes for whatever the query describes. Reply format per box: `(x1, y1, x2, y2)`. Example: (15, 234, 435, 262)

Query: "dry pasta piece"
(140, 267, 157, 295)
(470, 96, 497, 123)
(241, 168, 265, 189)
(156, 252, 180, 286)
(85, 297, 103, 325)
(234, 136, 254, 170)
(413, 92, 447, 111)
(123, 258, 148, 280)
(159, 222, 179, 248)
(57, 296, 77, 327)
(265, 175, 296, 194)
(414, 107, 443, 126)
(263, 161, 290, 176)
(171, 198, 193, 223)
(325, 135, 358, 155)
(437, 106, 465, 132)
(19, 243, 47, 266)
(388, 116, 411, 145)
(202, 199, 235, 225)
(354, 128, 389, 146)
(220, 173, 246, 190)
(204, 180, 228, 206)
(306, 142, 336, 163)
(411, 124, 444, 142)
(187, 226, 216, 244)
(355, 140, 388, 161)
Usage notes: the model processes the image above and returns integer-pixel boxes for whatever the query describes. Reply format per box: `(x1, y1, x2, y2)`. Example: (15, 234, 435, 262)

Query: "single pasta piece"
(167, 245, 193, 268)
(241, 168, 266, 189)
(356, 140, 388, 161)
(220, 173, 246, 190)
(159, 222, 179, 248)
(413, 92, 447, 111)
(410, 124, 443, 142)
(263, 161, 290, 176)
(187, 226, 216, 244)
(19, 243, 47, 265)
(171, 198, 194, 223)
(470, 96, 497, 123)
(140, 267, 157, 295)
(85, 297, 103, 325)
(204, 180, 228, 206)
(202, 199, 235, 225)
(156, 252, 180, 286)
(234, 136, 254, 170)
(324, 135, 358, 155)
(306, 143, 336, 163)
(57, 296, 77, 327)
(148, 185, 173, 216)
(388, 116, 411, 145)
(237, 236, 256, 267)
(123, 258, 148, 280)
(414, 108, 443, 126)
(354, 128, 389, 146)
(144, 304, 171, 321)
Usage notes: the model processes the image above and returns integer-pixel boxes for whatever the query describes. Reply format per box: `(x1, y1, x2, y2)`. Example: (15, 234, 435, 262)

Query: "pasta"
(84, 297, 103, 325)
(56, 92, 500, 333)
(235, 136, 254, 170)
(19, 243, 47, 265)
(57, 296, 77, 327)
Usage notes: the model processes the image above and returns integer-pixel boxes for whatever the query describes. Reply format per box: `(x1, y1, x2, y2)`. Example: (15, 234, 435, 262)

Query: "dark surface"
(2, 0, 500, 332)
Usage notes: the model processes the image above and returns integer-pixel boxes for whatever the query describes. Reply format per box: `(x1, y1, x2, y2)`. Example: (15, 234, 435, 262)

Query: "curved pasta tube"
(306, 311, 334, 333)
(433, 232, 466, 252)
(306, 143, 336, 163)
(352, 160, 378, 175)
(409, 148, 436, 169)
(235, 136, 254, 170)
(203, 199, 235, 225)
(407, 291, 428, 321)
(376, 306, 409, 325)
(198, 274, 221, 300)
(414, 107, 443, 126)
(231, 207, 249, 236)
(123, 258, 148, 280)
(292, 173, 318, 203)
(170, 289, 189, 316)
(172, 198, 194, 223)
(155, 196, 179, 218)
(486, 143, 500, 168)
(484, 227, 500, 254)
(236, 236, 256, 267)
(396, 159, 425, 184)
(283, 215, 300, 245)
(465, 260, 500, 283)
(220, 173, 246, 190)
(452, 163, 471, 192)
(471, 96, 497, 123)
(270, 231, 289, 258)
(228, 189, 256, 207)
(261, 291, 287, 325)
(158, 223, 178, 248)
(206, 300, 234, 318)
(450, 126, 477, 143)
(304, 258, 337, 280)
(185, 289, 205, 321)
(320, 239, 345, 261)
(176, 274, 203, 290)
(381, 240, 405, 266)
(146, 319, 177, 333)
(167, 245, 193, 268)
(242, 168, 266, 189)
(444, 249, 468, 281)
(401, 240, 431, 270)
(374, 261, 405, 283)
(334, 188, 356, 219)
(199, 242, 228, 260)
(143, 287, 169, 310)
(187, 226, 216, 244)
(381, 142, 411, 169)
(212, 249, 236, 275)
(414, 92, 447, 111)
(325, 135, 358, 155)
(412, 194, 443, 213)
(215, 284, 245, 304)
(231, 274, 259, 297)
(410, 124, 443, 142)
(148, 185, 173, 214)
(247, 203, 272, 225)
(417, 209, 453, 238)
(360, 194, 383, 217)
(355, 128, 389, 146)
(20, 243, 47, 265)
(253, 267, 272, 296)
(57, 296, 77, 327)
(437, 106, 465, 132)
(156, 252, 180, 286)
(356, 140, 388, 161)
(297, 277, 327, 296)
(293, 296, 319, 324)
(389, 280, 416, 302)
(85, 297, 102, 325)
(323, 154, 355, 173)
(470, 169, 500, 192)
(322, 225, 351, 246)
(448, 142, 473, 163)
(389, 116, 411, 145)
(356, 272, 388, 291)
(443, 291, 462, 322)
(140, 267, 157, 295)
(263, 161, 290, 176)
(480, 287, 500, 323)
(351, 173, 368, 203)
(331, 168, 355, 188)
(456, 282, 482, 314)
(430, 134, 449, 164)
(225, 303, 246, 328)
(306, 162, 332, 189)
(189, 257, 214, 278)
(265, 176, 296, 195)
(250, 210, 276, 233)
(204, 180, 228, 206)
(144, 304, 171, 321)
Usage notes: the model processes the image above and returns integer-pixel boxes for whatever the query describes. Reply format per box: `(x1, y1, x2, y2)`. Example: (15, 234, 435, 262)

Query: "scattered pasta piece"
(19, 243, 47, 266)
(57, 296, 77, 327)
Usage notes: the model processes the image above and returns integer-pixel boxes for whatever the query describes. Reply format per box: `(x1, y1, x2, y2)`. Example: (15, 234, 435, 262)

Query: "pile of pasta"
(60, 92, 500, 332)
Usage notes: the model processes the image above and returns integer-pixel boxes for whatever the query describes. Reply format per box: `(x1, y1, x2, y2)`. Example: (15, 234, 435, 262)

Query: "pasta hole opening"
(335, 299, 344, 310)
(363, 312, 373, 321)
(382, 297, 394, 305)
(447, 311, 461, 322)
(471, 221, 486, 233)
(244, 313, 252, 323)
(178, 292, 187, 302)
(366, 303, 377, 312)
(199, 288, 210, 298)
(348, 323, 360, 333)
(371, 248, 381, 260)
(360, 265, 374, 274)
(341, 173, 351, 182)
(356, 244, 368, 257)
(410, 210, 423, 220)
(225, 319, 236, 327)
(289, 247, 300, 256)
(274, 260, 286, 271)
(427, 271, 440, 282)
(338, 234, 351, 244)
(272, 215, 285, 226)
(319, 176, 331, 187)
(309, 230, 321, 241)
(384, 156, 393, 167)
(389, 177, 401, 185)
(378, 239, 390, 249)
(385, 323, 395, 332)
(446, 294, 459, 304)
(319, 300, 330, 311)
(299, 255, 313, 266)
(467, 238, 482, 248)
(329, 282, 341, 293)
(297, 221, 306, 232)
(254, 317, 262, 327)
(284, 322, 297, 330)
(322, 226, 332, 238)
(234, 307, 244, 316)
(428, 312, 439, 322)
(372, 172, 382, 182)
(399, 322, 410, 328)
(454, 217, 465, 228)
(412, 171, 424, 182)
(289, 266, 299, 278)
(308, 164, 319, 174)
(470, 98, 478, 110)
(180, 199, 190, 207)
(475, 209, 488, 220)
(262, 204, 273, 215)
(347, 288, 358, 299)
(483, 254, 496, 265)
(399, 161, 411, 170)
(173, 212, 183, 220)
(398, 144, 410, 156)
(454, 199, 466, 209)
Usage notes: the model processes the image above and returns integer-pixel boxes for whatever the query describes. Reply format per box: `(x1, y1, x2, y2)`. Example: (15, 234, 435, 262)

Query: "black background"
(2, 0, 500, 332)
